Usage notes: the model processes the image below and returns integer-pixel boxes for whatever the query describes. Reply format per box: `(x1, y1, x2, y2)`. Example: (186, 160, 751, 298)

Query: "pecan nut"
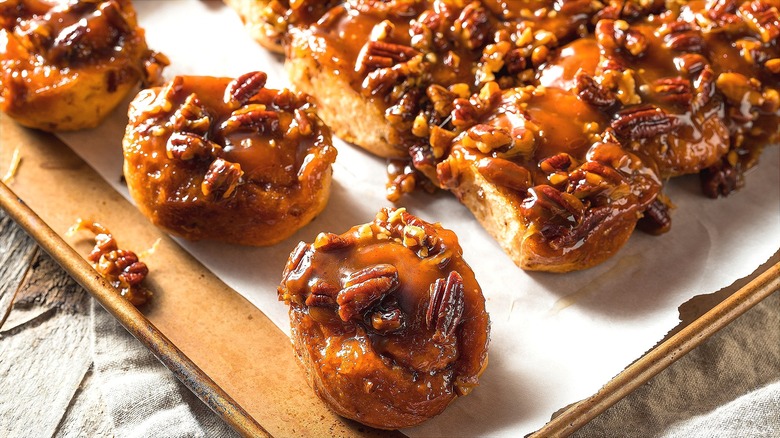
(611, 104, 680, 141)
(652, 77, 693, 108)
(201, 158, 243, 199)
(426, 271, 465, 341)
(224, 71, 268, 108)
(575, 70, 618, 109)
(337, 264, 399, 321)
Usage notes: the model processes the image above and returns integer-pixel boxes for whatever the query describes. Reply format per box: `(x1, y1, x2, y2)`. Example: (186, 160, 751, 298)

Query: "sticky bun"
(262, 0, 780, 272)
(122, 72, 337, 246)
(0, 0, 166, 131)
(278, 207, 490, 429)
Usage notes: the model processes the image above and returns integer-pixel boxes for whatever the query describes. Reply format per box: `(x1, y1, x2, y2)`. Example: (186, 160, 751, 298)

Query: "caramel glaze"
(278, 207, 490, 429)
(284, 0, 779, 271)
(0, 0, 164, 130)
(123, 73, 337, 246)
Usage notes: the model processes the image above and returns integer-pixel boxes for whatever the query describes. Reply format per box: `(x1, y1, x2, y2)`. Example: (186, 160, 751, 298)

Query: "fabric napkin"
(88, 290, 779, 437)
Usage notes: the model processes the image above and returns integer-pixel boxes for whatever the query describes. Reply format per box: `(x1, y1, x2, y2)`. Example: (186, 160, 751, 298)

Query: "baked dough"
(237, 0, 780, 271)
(0, 0, 166, 131)
(123, 72, 337, 246)
(278, 207, 490, 429)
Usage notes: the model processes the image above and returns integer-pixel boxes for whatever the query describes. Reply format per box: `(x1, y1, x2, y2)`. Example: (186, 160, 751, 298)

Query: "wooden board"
(1, 115, 779, 437)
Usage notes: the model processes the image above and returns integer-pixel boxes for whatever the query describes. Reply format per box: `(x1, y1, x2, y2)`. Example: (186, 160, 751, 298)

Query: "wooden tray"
(1, 116, 779, 437)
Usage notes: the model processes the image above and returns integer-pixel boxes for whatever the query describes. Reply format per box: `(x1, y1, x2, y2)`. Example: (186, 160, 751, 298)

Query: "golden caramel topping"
(278, 207, 489, 428)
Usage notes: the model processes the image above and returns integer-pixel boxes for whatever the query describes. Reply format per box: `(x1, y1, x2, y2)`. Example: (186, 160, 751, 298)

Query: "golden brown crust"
(0, 0, 166, 131)
(123, 73, 337, 246)
(286, 27, 407, 159)
(278, 208, 490, 429)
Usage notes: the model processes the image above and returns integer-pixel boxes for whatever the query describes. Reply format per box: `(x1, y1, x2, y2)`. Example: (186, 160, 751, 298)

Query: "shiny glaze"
(123, 74, 337, 245)
(279, 208, 489, 429)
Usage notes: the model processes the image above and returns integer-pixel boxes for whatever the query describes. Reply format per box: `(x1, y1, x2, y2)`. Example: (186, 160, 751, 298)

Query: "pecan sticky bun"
(235, 0, 780, 271)
(0, 0, 166, 131)
(278, 207, 490, 429)
(122, 72, 338, 246)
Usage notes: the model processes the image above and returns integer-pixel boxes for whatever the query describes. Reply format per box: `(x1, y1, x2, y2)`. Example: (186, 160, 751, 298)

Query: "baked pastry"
(236, 1, 779, 271)
(0, 0, 166, 131)
(223, 0, 340, 53)
(122, 72, 337, 246)
(278, 207, 490, 429)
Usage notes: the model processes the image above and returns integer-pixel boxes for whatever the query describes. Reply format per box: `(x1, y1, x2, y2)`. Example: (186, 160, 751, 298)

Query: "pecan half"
(575, 70, 618, 109)
(611, 105, 680, 141)
(426, 271, 465, 341)
(305, 280, 340, 307)
(454, 2, 491, 50)
(337, 264, 399, 322)
(166, 132, 218, 161)
(356, 40, 420, 74)
(739, 0, 780, 43)
(652, 77, 693, 108)
(173, 93, 211, 135)
(224, 71, 268, 108)
(658, 21, 705, 53)
(220, 105, 280, 136)
(201, 158, 243, 199)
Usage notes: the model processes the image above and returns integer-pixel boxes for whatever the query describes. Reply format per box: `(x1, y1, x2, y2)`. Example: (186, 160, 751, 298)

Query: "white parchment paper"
(57, 1, 780, 435)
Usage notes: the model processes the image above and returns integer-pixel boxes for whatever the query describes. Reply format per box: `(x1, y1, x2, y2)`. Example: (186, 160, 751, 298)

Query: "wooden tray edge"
(0, 180, 270, 438)
(530, 258, 780, 437)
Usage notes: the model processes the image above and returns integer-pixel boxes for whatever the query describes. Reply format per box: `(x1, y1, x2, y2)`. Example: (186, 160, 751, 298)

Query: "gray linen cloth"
(90, 292, 779, 437)
(91, 300, 236, 437)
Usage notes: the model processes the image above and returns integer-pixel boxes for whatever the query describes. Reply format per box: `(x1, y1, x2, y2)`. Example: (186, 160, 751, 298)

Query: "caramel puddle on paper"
(549, 253, 644, 315)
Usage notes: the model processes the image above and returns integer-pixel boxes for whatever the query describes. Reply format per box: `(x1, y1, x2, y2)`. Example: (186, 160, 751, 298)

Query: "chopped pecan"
(224, 71, 268, 108)
(88, 231, 118, 263)
(453, 2, 491, 50)
(739, 0, 780, 43)
(636, 198, 672, 235)
(48, 0, 130, 64)
(201, 158, 243, 199)
(504, 48, 527, 75)
(765, 58, 780, 74)
(540, 206, 611, 251)
(337, 264, 399, 322)
(370, 307, 403, 333)
(465, 124, 513, 153)
(426, 84, 456, 117)
(426, 271, 465, 341)
(595, 19, 648, 56)
(166, 132, 218, 161)
(652, 77, 693, 108)
(451, 98, 479, 128)
(700, 158, 742, 198)
(173, 93, 211, 135)
(363, 68, 401, 97)
(96, 249, 147, 286)
(611, 105, 680, 141)
(575, 70, 618, 109)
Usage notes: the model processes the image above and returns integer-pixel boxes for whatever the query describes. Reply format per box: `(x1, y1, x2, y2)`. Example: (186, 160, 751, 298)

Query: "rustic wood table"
(1, 205, 778, 436)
